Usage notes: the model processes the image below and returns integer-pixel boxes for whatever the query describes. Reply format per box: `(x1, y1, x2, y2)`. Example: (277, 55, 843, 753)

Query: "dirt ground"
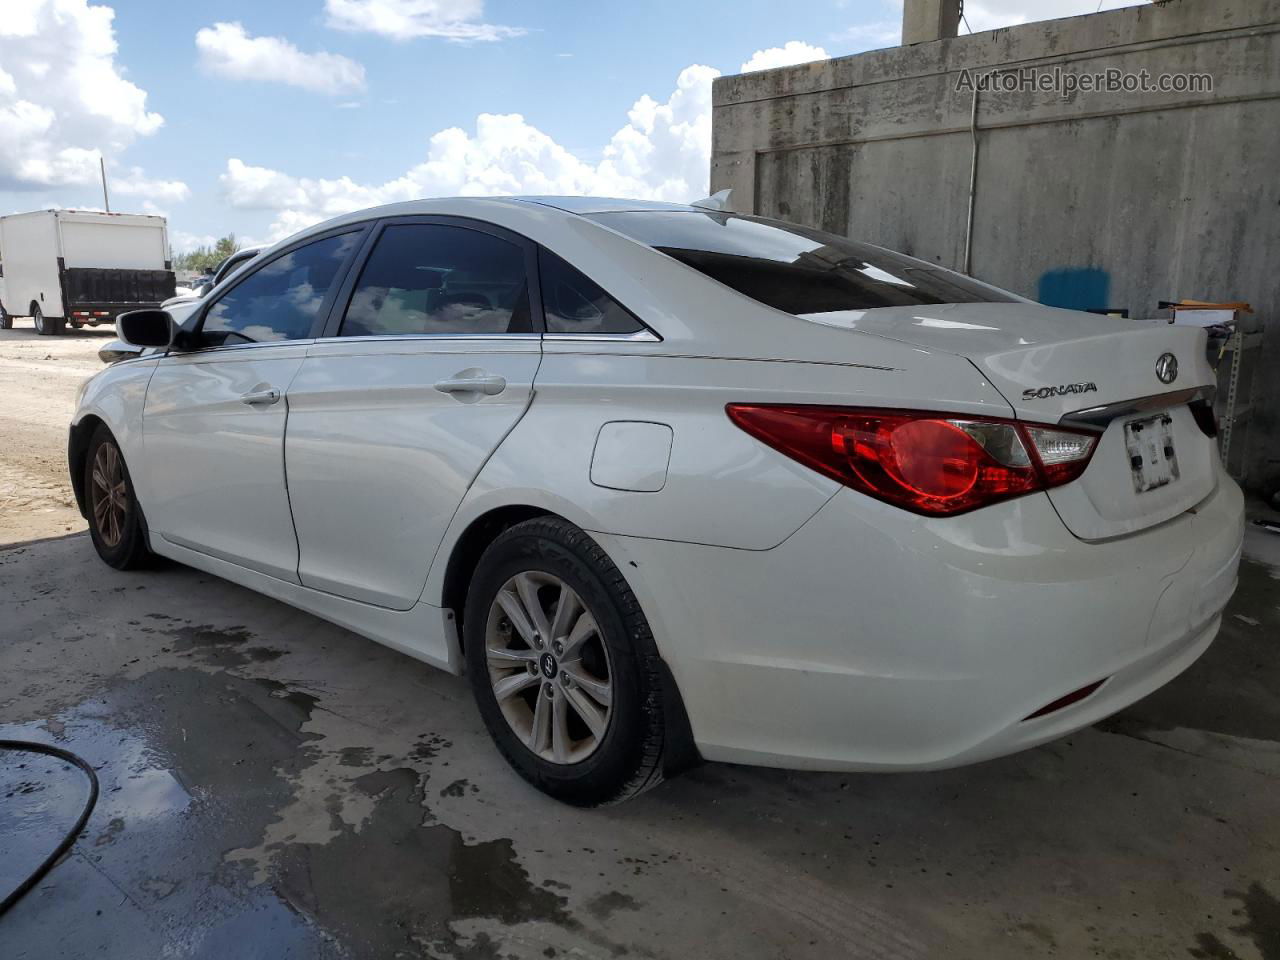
(0, 322, 115, 543)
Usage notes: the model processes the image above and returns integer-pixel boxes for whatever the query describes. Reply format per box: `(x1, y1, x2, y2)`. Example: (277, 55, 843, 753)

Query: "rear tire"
(464, 517, 666, 806)
(0, 303, 10, 330)
(84, 426, 152, 570)
(33, 304, 63, 336)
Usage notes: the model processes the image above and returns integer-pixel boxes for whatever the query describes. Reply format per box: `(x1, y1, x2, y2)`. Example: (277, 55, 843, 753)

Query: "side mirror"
(117, 309, 175, 348)
(98, 340, 144, 364)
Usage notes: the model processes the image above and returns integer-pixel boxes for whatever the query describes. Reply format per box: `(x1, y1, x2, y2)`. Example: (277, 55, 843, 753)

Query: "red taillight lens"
(726, 405, 1098, 517)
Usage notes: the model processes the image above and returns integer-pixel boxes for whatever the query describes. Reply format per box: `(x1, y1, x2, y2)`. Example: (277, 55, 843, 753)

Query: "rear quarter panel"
(421, 345, 1011, 602)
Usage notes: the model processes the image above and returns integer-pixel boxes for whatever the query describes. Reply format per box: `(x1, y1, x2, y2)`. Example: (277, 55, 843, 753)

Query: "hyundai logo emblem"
(539, 652, 558, 679)
(1155, 353, 1178, 385)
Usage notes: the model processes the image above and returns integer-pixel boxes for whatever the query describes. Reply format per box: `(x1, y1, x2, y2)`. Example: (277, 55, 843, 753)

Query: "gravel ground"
(0, 322, 114, 544)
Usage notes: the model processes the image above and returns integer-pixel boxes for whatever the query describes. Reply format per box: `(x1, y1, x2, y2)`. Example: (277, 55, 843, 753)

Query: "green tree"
(175, 233, 241, 274)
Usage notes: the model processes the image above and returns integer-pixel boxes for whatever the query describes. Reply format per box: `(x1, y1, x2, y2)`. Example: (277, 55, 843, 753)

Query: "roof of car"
(508, 196, 702, 215)
(277, 196, 712, 256)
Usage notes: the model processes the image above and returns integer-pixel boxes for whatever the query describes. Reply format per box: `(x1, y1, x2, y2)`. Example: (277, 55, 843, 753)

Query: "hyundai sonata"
(70, 196, 1243, 805)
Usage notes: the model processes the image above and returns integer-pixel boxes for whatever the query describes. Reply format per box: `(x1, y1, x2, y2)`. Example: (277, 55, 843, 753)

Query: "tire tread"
(467, 516, 665, 806)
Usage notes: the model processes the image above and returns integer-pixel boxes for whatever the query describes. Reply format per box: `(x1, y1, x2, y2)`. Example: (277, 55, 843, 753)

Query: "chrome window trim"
(543, 330, 661, 343)
(167, 338, 317, 358)
(314, 333, 543, 344)
(1059, 386, 1215, 430)
(308, 330, 659, 344)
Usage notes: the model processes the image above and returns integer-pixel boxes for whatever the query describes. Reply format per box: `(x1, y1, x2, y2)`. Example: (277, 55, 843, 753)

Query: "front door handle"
(241, 387, 281, 406)
(434, 372, 507, 397)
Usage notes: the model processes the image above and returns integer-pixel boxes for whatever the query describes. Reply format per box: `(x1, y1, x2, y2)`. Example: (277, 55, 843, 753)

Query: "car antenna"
(691, 189, 733, 211)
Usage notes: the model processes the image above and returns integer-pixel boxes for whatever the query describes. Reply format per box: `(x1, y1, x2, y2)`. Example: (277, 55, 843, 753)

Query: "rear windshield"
(589, 211, 1016, 316)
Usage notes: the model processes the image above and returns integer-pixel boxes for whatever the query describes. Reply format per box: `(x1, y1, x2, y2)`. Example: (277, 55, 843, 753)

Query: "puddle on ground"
(0, 666, 335, 958)
(0, 747, 95, 898)
(163, 621, 288, 669)
(273, 766, 573, 957)
(0, 643, 597, 958)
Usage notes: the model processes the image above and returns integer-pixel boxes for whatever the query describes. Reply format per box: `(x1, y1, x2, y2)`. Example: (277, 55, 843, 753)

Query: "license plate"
(1124, 413, 1180, 493)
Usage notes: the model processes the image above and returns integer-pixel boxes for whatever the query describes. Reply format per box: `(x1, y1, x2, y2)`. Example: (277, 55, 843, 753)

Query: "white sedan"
(71, 197, 1243, 805)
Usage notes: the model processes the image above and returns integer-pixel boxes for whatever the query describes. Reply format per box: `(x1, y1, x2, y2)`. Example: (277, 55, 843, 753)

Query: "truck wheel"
(33, 304, 63, 336)
(0, 303, 10, 330)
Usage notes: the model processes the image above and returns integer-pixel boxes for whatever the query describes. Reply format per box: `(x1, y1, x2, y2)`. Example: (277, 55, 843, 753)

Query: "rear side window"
(203, 232, 357, 343)
(213, 249, 257, 285)
(339, 223, 533, 337)
(540, 250, 643, 335)
(589, 211, 1016, 318)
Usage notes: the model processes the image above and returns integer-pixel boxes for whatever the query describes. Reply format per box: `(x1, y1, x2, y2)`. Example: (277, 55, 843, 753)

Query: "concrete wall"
(711, 0, 1280, 487)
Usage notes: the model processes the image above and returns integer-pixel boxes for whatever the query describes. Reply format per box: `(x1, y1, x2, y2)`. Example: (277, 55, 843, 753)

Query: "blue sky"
(0, 0, 1142, 251)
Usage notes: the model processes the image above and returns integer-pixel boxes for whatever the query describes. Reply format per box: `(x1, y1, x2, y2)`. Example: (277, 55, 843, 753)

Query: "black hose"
(0, 739, 99, 918)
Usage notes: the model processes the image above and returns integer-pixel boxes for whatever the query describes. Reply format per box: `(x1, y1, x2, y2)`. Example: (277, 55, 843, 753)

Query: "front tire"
(84, 426, 151, 570)
(0, 303, 11, 330)
(464, 517, 665, 806)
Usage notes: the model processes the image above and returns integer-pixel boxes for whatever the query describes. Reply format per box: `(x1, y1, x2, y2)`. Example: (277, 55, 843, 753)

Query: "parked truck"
(0, 210, 176, 335)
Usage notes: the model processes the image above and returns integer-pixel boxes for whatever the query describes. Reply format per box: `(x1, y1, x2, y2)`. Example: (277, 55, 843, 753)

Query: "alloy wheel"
(90, 442, 128, 548)
(485, 571, 614, 764)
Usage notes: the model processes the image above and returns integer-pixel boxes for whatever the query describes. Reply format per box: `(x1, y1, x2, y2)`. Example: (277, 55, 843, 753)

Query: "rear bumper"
(66, 302, 162, 324)
(596, 465, 1244, 772)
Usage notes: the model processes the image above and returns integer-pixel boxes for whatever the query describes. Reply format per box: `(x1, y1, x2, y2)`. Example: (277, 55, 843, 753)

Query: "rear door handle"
(434, 373, 507, 397)
(241, 387, 281, 406)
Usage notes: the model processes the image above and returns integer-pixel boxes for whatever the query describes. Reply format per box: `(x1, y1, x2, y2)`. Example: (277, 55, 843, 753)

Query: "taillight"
(726, 405, 1098, 517)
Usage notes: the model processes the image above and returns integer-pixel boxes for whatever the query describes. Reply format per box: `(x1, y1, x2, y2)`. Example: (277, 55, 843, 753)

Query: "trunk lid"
(811, 302, 1219, 540)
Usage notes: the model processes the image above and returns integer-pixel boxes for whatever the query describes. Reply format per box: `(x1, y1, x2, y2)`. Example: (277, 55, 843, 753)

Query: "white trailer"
(0, 210, 176, 335)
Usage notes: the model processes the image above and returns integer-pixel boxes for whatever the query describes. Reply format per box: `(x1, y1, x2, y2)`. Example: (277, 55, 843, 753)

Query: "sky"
(0, 0, 1147, 252)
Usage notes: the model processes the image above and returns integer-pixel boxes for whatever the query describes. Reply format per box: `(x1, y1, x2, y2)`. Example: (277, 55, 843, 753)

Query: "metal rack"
(1166, 301, 1259, 481)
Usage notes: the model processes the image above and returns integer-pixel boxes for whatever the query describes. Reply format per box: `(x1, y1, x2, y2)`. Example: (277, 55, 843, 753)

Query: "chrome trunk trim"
(1059, 386, 1215, 431)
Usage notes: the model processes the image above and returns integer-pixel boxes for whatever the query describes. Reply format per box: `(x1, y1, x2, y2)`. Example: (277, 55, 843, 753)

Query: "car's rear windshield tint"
(588, 211, 1016, 316)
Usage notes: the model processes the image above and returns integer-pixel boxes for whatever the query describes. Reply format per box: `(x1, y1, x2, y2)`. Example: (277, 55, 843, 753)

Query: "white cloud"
(961, 0, 1148, 33)
(0, 0, 170, 191)
(195, 22, 366, 95)
(171, 230, 218, 254)
(323, 0, 524, 42)
(739, 40, 830, 73)
(110, 166, 191, 204)
(221, 53, 741, 240)
(830, 21, 902, 50)
(879, 0, 1146, 34)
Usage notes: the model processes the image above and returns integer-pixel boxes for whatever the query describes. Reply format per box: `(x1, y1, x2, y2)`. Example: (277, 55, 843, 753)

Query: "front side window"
(203, 232, 357, 343)
(589, 211, 1017, 318)
(213, 249, 258, 286)
(540, 250, 644, 335)
(339, 224, 532, 337)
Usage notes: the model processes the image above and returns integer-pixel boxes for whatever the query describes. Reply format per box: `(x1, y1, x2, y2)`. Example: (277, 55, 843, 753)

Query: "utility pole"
(99, 156, 111, 213)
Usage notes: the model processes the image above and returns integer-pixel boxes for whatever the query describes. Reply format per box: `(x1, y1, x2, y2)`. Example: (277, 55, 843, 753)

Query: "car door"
(283, 217, 543, 610)
(142, 228, 365, 581)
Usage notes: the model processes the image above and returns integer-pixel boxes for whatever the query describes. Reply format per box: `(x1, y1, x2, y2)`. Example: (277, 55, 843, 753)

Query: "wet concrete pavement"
(1, 521, 1278, 960)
